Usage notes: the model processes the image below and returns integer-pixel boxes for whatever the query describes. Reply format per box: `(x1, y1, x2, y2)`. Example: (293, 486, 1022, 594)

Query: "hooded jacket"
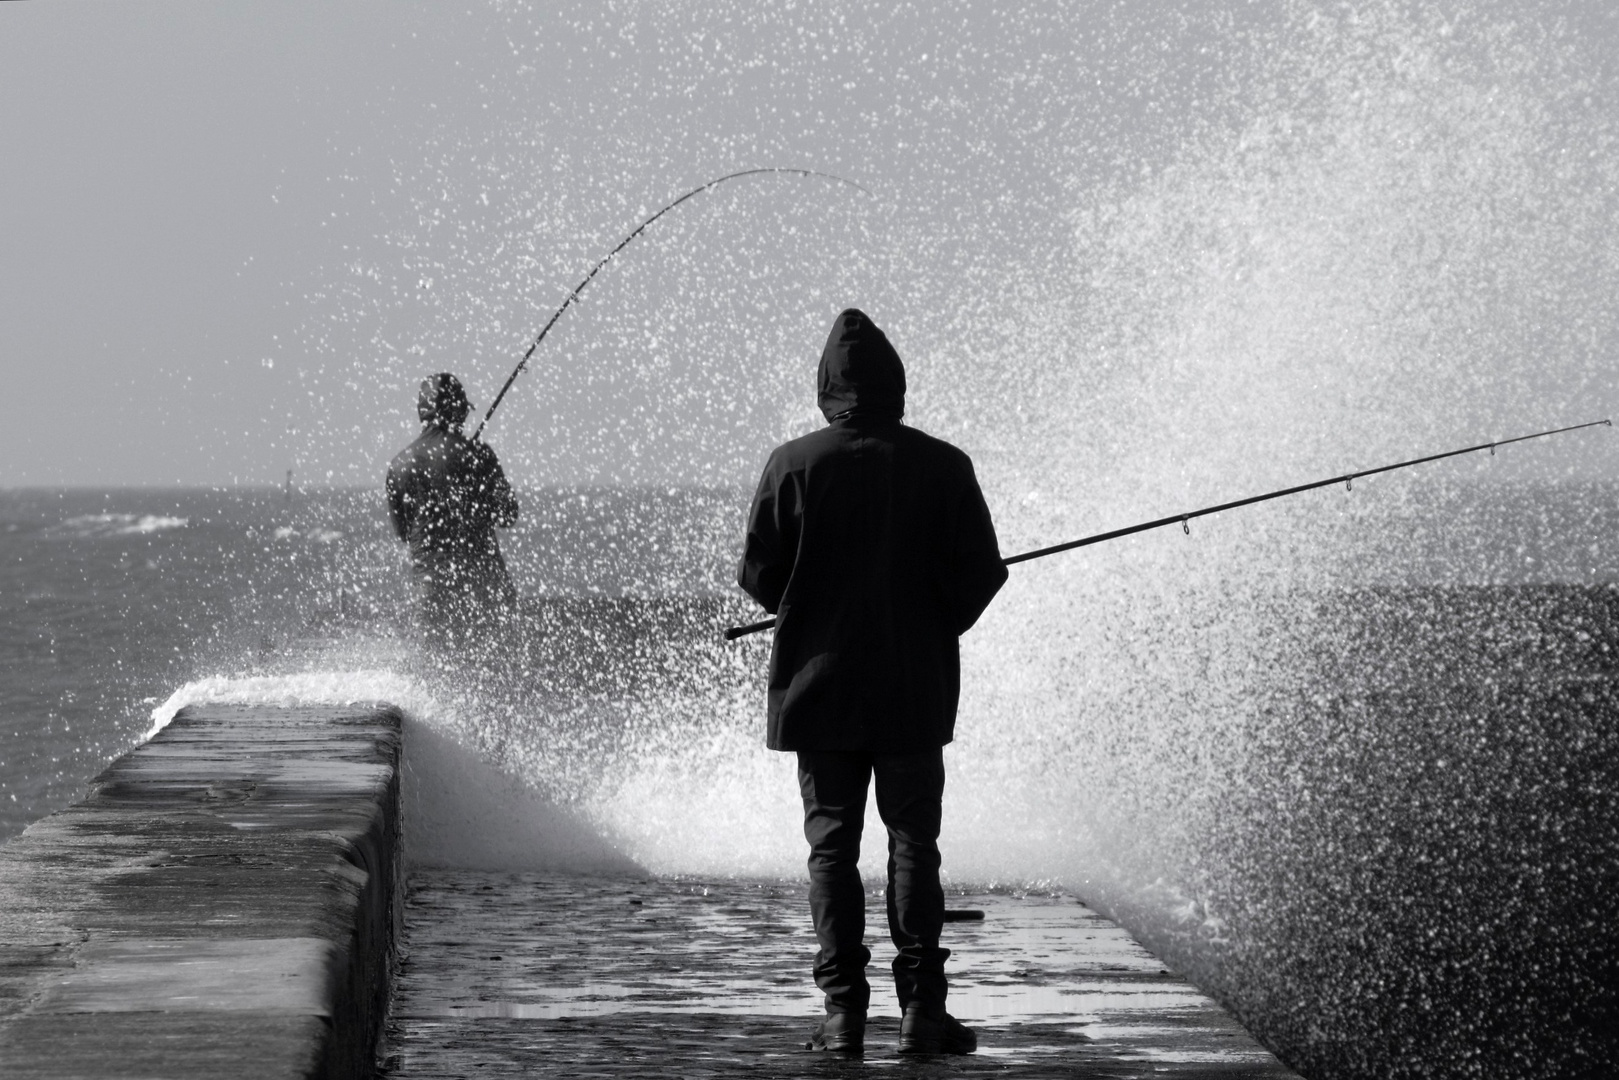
(738, 309, 1008, 752)
(386, 424, 519, 616)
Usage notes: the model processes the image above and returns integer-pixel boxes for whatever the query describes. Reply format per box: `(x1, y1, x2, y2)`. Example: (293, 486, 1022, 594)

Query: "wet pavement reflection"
(385, 872, 1299, 1077)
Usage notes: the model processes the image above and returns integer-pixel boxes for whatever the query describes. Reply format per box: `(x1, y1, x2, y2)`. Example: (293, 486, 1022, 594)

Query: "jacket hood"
(418, 372, 471, 429)
(817, 308, 905, 422)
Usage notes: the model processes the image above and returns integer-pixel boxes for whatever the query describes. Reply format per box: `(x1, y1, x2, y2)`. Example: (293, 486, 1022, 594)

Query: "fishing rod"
(471, 167, 873, 442)
(724, 418, 1612, 641)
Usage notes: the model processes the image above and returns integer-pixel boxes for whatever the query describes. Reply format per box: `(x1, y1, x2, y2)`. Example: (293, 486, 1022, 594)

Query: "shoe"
(898, 1005, 977, 1054)
(806, 1010, 865, 1053)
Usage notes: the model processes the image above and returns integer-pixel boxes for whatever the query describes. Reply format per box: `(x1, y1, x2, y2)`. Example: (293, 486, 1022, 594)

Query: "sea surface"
(0, 484, 745, 838)
(1, 482, 1616, 1078)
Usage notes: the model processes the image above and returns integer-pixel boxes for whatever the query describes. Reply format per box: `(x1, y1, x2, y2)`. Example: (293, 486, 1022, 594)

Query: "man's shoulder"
(763, 426, 843, 470)
(387, 429, 457, 476)
(893, 423, 972, 460)
(889, 424, 981, 484)
(389, 431, 430, 466)
(387, 441, 417, 476)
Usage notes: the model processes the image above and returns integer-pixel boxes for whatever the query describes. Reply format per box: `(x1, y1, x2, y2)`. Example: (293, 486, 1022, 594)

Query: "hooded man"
(738, 309, 1008, 1055)
(386, 373, 520, 628)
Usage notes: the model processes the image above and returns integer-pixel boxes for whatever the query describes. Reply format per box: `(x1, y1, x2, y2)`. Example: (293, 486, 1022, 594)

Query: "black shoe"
(898, 1005, 977, 1055)
(807, 1010, 866, 1053)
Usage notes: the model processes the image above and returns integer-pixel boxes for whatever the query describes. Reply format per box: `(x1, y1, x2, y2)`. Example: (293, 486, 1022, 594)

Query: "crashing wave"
(52, 513, 189, 539)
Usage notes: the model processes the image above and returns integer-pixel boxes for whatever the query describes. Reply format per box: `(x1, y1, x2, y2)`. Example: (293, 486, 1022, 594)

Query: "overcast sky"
(4, 1, 1617, 492)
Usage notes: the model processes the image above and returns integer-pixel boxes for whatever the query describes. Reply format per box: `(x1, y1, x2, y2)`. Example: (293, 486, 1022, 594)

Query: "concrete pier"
(0, 701, 1302, 1078)
(0, 704, 402, 1079)
(388, 873, 1302, 1078)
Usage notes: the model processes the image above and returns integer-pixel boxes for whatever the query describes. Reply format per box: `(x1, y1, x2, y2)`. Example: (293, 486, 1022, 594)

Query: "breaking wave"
(51, 513, 189, 539)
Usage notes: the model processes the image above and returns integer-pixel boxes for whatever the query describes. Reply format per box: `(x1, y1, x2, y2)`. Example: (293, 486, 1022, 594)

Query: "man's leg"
(872, 746, 948, 1013)
(796, 751, 874, 1018)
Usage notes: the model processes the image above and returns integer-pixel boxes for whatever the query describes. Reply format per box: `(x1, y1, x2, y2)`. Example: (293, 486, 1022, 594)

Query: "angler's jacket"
(386, 427, 519, 615)
(738, 309, 1008, 753)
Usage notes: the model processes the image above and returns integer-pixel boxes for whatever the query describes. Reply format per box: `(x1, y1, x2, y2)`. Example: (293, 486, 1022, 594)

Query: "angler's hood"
(817, 308, 906, 422)
(418, 372, 471, 429)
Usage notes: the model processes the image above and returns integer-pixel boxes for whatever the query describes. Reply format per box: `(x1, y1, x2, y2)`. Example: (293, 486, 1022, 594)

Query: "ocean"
(2, 480, 1616, 1077)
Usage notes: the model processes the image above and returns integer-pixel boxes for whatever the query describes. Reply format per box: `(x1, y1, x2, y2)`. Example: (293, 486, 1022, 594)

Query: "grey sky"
(4, 1, 1617, 491)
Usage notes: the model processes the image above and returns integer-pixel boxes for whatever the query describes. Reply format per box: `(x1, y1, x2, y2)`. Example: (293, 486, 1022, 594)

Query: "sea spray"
(145, 669, 424, 740)
(83, 1, 1619, 1075)
(939, 4, 1619, 1073)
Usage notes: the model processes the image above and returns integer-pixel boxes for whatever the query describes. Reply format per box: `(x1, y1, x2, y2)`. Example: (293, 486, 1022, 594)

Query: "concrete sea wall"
(0, 699, 1306, 1078)
(0, 704, 401, 1079)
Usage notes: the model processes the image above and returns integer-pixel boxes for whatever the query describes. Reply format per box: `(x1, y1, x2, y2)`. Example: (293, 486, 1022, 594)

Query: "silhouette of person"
(738, 309, 1008, 1055)
(386, 373, 519, 631)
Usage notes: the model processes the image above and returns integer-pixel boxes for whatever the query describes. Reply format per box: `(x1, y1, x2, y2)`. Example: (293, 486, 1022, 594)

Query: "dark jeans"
(796, 747, 949, 1016)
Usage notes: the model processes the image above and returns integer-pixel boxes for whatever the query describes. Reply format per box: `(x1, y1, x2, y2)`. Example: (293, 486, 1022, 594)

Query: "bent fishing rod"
(724, 418, 1612, 641)
(471, 167, 873, 442)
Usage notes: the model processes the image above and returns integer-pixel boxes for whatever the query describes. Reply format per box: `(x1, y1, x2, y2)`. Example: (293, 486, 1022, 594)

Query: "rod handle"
(725, 617, 777, 640)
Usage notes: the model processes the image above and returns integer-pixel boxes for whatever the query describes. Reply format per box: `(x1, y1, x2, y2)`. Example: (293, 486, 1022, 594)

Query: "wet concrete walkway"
(0, 703, 401, 1080)
(386, 872, 1300, 1078)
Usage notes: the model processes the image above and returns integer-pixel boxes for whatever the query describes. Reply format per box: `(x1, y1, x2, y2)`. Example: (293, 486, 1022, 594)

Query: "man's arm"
(471, 440, 519, 528)
(385, 465, 412, 541)
(737, 455, 799, 614)
(940, 457, 1008, 635)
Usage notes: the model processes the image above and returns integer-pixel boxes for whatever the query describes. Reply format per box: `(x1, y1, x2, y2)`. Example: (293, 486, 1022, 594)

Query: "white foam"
(53, 513, 189, 539)
(146, 670, 641, 874)
(125, 514, 188, 535)
(403, 718, 641, 874)
(144, 670, 424, 740)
